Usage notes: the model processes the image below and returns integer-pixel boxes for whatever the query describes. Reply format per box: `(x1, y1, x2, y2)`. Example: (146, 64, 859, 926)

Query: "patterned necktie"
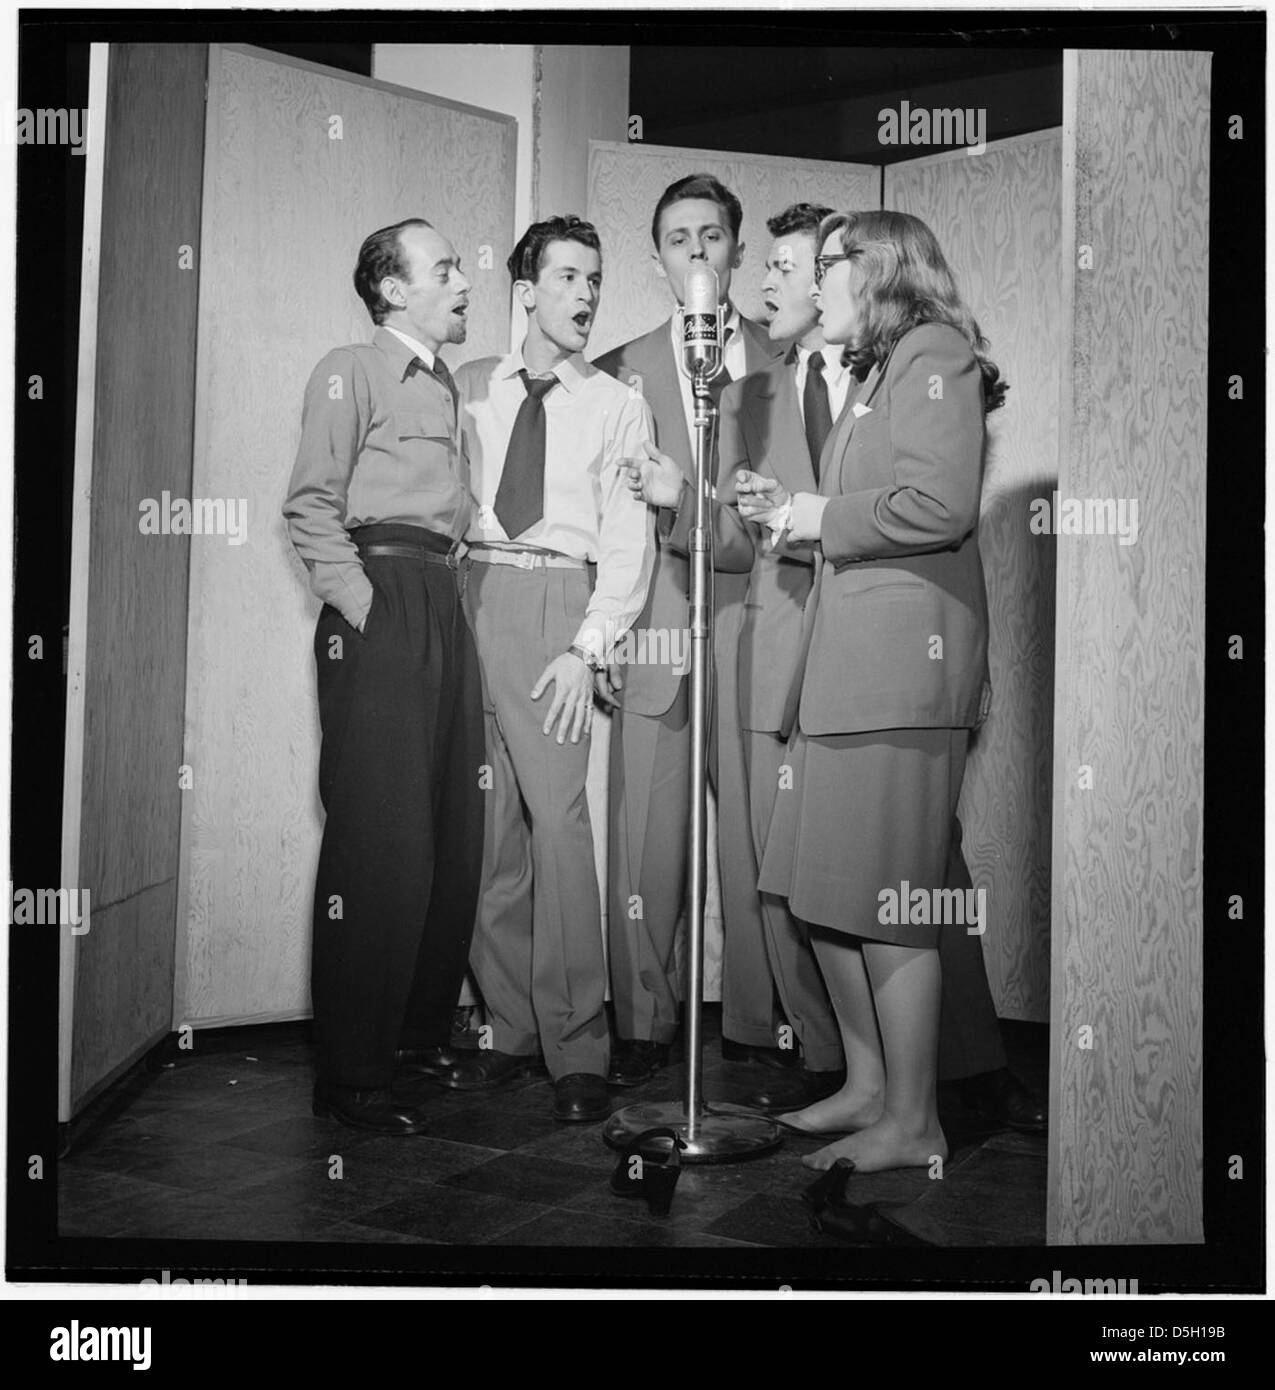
(493, 369, 558, 539)
(803, 352, 833, 483)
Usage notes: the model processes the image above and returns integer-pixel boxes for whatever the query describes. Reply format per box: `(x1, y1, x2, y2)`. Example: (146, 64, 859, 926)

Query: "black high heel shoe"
(609, 1127, 686, 1217)
(800, 1156, 856, 1214)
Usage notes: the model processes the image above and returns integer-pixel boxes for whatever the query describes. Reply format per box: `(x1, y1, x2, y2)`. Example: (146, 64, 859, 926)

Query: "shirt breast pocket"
(396, 410, 453, 445)
(395, 410, 457, 489)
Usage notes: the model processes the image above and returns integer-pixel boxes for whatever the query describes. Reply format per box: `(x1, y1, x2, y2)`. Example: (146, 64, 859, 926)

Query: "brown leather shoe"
(312, 1081, 430, 1135)
(439, 1049, 545, 1092)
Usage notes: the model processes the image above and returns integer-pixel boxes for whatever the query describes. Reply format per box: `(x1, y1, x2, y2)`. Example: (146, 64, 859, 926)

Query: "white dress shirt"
(384, 325, 437, 370)
(455, 347, 656, 665)
(670, 303, 749, 444)
(794, 341, 854, 429)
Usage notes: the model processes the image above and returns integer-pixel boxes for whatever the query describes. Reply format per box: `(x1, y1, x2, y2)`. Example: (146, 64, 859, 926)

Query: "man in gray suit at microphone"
(593, 173, 786, 1087)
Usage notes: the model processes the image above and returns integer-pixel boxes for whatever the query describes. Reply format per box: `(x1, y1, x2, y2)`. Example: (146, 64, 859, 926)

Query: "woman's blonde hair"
(819, 210, 1008, 413)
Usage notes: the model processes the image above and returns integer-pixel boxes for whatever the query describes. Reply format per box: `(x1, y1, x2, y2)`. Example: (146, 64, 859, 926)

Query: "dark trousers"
(310, 524, 484, 1089)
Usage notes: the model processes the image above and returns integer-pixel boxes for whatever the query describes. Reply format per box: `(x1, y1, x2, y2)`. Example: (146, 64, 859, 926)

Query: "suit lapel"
(630, 322, 692, 468)
(818, 360, 884, 497)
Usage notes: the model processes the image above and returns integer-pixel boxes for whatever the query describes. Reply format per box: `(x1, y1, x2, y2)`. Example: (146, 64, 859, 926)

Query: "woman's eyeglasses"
(814, 253, 852, 286)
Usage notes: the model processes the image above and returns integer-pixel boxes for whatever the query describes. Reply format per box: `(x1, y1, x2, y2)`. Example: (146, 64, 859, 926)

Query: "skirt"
(757, 727, 970, 948)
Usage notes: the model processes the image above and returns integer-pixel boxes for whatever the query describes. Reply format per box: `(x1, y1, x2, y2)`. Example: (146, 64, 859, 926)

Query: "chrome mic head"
(682, 263, 723, 380)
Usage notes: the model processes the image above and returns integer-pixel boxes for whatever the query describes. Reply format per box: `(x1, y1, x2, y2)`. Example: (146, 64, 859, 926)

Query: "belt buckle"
(513, 550, 538, 571)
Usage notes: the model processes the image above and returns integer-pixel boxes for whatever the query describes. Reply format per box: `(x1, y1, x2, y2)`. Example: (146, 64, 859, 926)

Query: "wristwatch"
(568, 643, 602, 672)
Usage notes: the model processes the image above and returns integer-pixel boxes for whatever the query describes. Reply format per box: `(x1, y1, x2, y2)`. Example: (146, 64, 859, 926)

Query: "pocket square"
(852, 402, 873, 418)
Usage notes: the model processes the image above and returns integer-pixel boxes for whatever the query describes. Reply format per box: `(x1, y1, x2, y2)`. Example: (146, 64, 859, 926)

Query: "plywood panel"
(1048, 50, 1208, 1245)
(177, 46, 516, 1024)
(587, 140, 879, 357)
(68, 43, 207, 1109)
(887, 131, 1061, 1023)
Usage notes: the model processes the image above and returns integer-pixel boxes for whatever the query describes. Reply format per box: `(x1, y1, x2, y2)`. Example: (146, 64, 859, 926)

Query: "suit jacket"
(793, 321, 990, 737)
(593, 314, 782, 716)
(708, 351, 837, 733)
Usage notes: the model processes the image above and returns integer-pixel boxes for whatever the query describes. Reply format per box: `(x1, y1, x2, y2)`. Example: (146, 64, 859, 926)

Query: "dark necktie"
(803, 352, 833, 483)
(493, 369, 558, 539)
(430, 355, 459, 417)
(408, 354, 459, 420)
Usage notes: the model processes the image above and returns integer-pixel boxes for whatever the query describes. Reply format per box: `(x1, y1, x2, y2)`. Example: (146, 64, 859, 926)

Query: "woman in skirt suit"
(736, 210, 1007, 1174)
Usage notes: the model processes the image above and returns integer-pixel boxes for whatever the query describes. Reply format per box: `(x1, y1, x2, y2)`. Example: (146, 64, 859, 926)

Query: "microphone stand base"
(603, 1100, 784, 1164)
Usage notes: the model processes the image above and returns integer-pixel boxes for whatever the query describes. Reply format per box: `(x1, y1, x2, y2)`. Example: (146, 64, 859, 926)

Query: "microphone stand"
(603, 337, 783, 1165)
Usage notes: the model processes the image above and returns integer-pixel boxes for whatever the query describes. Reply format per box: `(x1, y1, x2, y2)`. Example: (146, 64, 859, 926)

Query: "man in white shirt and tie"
(442, 215, 655, 1123)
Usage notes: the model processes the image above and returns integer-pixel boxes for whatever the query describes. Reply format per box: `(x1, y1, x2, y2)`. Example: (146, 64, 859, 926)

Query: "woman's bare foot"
(801, 1113, 948, 1173)
(778, 1085, 884, 1136)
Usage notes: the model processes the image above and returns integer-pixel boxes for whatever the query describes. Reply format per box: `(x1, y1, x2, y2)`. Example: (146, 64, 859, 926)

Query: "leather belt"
(466, 545, 588, 572)
(360, 542, 462, 569)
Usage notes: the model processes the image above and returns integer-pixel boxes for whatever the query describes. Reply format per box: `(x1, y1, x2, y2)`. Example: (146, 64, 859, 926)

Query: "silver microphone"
(681, 263, 723, 381)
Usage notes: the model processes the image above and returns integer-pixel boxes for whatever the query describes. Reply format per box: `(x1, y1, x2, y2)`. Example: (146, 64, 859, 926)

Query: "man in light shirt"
(593, 174, 785, 1089)
(283, 217, 482, 1135)
(442, 215, 655, 1123)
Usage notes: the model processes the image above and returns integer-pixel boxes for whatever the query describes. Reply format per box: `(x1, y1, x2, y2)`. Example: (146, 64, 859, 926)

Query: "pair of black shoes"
(436, 1048, 610, 1123)
(312, 1045, 462, 1135)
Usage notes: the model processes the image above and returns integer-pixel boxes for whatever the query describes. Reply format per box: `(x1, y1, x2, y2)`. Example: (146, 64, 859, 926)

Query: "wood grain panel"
(587, 140, 879, 358)
(887, 130, 1062, 1024)
(176, 46, 515, 1025)
(69, 44, 207, 1109)
(1047, 50, 1207, 1245)
(588, 139, 878, 996)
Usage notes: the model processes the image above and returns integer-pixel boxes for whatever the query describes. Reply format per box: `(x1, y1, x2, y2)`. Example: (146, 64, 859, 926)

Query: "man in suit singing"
(593, 173, 786, 1086)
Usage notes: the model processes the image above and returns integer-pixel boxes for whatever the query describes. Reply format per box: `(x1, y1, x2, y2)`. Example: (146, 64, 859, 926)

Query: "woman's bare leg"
(778, 928, 884, 1134)
(803, 941, 947, 1172)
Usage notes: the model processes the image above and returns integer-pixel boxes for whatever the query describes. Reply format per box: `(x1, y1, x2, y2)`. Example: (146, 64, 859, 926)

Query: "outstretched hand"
(622, 441, 686, 509)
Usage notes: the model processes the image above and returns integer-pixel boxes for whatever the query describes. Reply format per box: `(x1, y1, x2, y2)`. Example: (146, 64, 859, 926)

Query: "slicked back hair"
(354, 217, 433, 325)
(507, 215, 601, 284)
(651, 173, 743, 247)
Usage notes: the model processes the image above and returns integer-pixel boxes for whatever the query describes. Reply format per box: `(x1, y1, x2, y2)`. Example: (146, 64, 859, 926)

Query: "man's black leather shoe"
(958, 1068, 1046, 1135)
(395, 1045, 463, 1081)
(553, 1073, 611, 1123)
(312, 1081, 430, 1135)
(439, 1049, 544, 1092)
(721, 1038, 799, 1069)
(746, 1066, 846, 1112)
(607, 1039, 670, 1087)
